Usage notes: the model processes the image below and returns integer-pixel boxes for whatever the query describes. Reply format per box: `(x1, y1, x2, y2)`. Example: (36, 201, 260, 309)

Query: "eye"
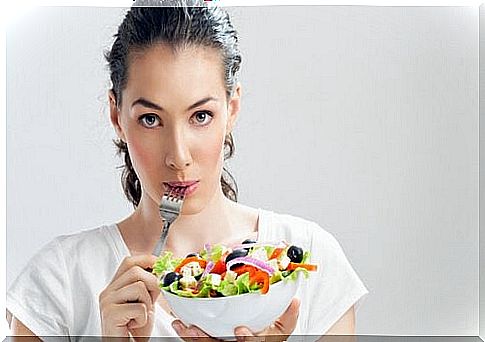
(191, 111, 214, 126)
(138, 114, 160, 128)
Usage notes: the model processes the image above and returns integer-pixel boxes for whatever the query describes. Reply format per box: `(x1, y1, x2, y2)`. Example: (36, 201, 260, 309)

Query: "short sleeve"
(7, 237, 72, 338)
(302, 223, 369, 336)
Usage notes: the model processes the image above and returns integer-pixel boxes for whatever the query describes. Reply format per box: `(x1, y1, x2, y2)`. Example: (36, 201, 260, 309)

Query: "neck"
(122, 186, 248, 257)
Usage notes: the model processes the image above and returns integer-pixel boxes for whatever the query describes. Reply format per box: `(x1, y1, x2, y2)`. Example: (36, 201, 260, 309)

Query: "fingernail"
(172, 321, 182, 331)
(235, 332, 245, 342)
(235, 327, 251, 336)
(187, 326, 199, 337)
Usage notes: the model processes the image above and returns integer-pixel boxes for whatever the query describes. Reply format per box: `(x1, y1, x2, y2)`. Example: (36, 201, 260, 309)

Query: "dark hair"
(105, 0, 241, 208)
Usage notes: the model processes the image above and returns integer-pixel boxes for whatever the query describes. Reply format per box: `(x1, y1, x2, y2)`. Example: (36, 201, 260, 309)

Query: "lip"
(163, 180, 200, 197)
(164, 180, 199, 187)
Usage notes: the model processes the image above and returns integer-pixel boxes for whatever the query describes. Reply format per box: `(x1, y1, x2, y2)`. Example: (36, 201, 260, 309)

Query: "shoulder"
(261, 208, 339, 251)
(20, 223, 123, 295)
(35, 224, 119, 267)
(53, 224, 112, 250)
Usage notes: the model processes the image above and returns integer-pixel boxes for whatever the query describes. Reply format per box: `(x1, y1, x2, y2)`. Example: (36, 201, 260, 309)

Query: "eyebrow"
(131, 96, 218, 112)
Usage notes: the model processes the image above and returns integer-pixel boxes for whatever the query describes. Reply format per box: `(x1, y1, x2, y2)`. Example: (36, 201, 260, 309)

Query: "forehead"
(124, 44, 226, 105)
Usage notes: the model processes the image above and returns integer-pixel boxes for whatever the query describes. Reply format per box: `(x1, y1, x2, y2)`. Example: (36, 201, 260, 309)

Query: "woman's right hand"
(99, 255, 160, 340)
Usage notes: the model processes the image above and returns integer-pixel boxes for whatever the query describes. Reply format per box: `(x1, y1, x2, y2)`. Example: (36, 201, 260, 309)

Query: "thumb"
(273, 297, 301, 333)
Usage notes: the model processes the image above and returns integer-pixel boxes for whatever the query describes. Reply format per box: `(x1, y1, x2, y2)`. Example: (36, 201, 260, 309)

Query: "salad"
(152, 239, 318, 298)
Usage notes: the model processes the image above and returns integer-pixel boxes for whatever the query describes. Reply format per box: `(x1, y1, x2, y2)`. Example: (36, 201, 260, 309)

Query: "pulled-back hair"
(105, 0, 241, 208)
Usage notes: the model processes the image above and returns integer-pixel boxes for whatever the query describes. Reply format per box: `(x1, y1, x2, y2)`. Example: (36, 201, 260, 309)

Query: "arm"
(316, 306, 356, 342)
(9, 314, 43, 342)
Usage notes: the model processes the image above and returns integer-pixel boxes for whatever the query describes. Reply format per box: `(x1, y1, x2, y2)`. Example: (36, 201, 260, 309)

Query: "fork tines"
(165, 187, 186, 201)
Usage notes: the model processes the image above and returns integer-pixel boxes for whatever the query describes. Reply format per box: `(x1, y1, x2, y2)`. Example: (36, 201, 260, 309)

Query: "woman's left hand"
(171, 297, 301, 342)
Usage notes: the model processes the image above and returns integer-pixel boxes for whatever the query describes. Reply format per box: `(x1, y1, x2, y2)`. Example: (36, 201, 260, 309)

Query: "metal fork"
(151, 188, 186, 256)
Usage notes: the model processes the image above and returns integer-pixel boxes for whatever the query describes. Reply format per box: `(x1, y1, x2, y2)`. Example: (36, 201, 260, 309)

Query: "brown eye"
(191, 111, 213, 126)
(139, 114, 160, 128)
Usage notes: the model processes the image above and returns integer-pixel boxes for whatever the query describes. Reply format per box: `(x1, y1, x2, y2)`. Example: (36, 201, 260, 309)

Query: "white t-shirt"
(7, 208, 369, 341)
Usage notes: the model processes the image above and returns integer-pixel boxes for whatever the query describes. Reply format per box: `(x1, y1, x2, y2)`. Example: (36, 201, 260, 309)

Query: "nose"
(164, 128, 193, 171)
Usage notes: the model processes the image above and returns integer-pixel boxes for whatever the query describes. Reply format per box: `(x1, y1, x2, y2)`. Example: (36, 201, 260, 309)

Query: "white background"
(5, 4, 480, 337)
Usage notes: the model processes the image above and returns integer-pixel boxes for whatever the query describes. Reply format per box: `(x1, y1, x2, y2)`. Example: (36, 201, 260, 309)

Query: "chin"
(179, 199, 204, 215)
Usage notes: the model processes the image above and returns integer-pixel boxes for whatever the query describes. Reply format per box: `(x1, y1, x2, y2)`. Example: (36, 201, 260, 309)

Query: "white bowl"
(163, 273, 302, 340)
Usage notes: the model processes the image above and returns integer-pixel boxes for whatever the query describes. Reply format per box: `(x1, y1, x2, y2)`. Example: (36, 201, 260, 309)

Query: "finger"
(234, 326, 255, 342)
(128, 308, 156, 337)
(270, 297, 301, 334)
(172, 320, 195, 338)
(234, 298, 301, 340)
(110, 265, 161, 304)
(172, 320, 214, 340)
(110, 302, 149, 330)
(187, 325, 211, 338)
(112, 255, 159, 280)
(109, 281, 154, 312)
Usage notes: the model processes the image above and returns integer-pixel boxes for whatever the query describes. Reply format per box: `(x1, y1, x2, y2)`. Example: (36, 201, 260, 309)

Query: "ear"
(108, 90, 127, 143)
(226, 83, 241, 135)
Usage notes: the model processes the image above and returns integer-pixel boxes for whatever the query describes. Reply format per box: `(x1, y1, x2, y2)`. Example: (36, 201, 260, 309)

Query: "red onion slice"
(204, 243, 211, 254)
(231, 240, 288, 250)
(201, 261, 214, 278)
(226, 256, 275, 275)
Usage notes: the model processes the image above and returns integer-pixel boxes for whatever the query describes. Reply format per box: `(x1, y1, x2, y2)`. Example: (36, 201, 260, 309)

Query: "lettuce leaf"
(288, 267, 309, 281)
(208, 244, 225, 263)
(301, 251, 311, 264)
(270, 270, 282, 284)
(281, 270, 292, 278)
(218, 279, 238, 296)
(153, 251, 182, 276)
(264, 246, 276, 258)
(195, 283, 212, 297)
(249, 281, 261, 291)
(163, 281, 212, 298)
(235, 272, 251, 294)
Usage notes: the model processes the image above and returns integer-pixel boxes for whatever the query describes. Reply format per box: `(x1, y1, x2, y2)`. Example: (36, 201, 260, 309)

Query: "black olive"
(194, 272, 203, 281)
(287, 246, 304, 263)
(162, 271, 182, 287)
(225, 249, 249, 263)
(226, 249, 249, 269)
(186, 252, 199, 258)
(241, 238, 257, 252)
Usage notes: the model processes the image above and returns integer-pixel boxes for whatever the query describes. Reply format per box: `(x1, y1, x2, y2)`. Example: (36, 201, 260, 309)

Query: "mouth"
(163, 180, 200, 195)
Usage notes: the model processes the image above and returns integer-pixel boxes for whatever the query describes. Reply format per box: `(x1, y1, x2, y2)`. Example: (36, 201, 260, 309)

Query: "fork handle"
(152, 220, 170, 256)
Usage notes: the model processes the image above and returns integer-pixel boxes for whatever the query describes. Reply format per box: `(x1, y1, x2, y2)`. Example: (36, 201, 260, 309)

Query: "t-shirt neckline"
(109, 207, 267, 261)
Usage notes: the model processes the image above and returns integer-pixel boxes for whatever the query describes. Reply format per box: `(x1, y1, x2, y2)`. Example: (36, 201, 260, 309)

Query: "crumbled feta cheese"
(224, 270, 237, 283)
(267, 258, 279, 271)
(182, 267, 192, 279)
(181, 262, 202, 277)
(180, 275, 197, 289)
(209, 273, 221, 287)
(250, 247, 269, 261)
(279, 255, 291, 270)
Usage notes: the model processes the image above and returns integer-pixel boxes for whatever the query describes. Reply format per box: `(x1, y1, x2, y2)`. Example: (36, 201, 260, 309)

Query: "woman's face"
(109, 44, 240, 215)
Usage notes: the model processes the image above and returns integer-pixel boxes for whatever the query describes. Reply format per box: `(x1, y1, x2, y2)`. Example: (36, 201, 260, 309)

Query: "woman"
(6, 1, 368, 340)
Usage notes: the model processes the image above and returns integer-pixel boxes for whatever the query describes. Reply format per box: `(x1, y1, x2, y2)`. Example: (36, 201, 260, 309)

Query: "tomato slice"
(250, 271, 270, 294)
(211, 260, 226, 274)
(174, 257, 207, 273)
(232, 264, 258, 277)
(286, 262, 317, 272)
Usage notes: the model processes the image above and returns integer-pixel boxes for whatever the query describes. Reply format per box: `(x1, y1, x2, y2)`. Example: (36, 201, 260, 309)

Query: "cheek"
(197, 133, 225, 169)
(127, 138, 161, 178)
